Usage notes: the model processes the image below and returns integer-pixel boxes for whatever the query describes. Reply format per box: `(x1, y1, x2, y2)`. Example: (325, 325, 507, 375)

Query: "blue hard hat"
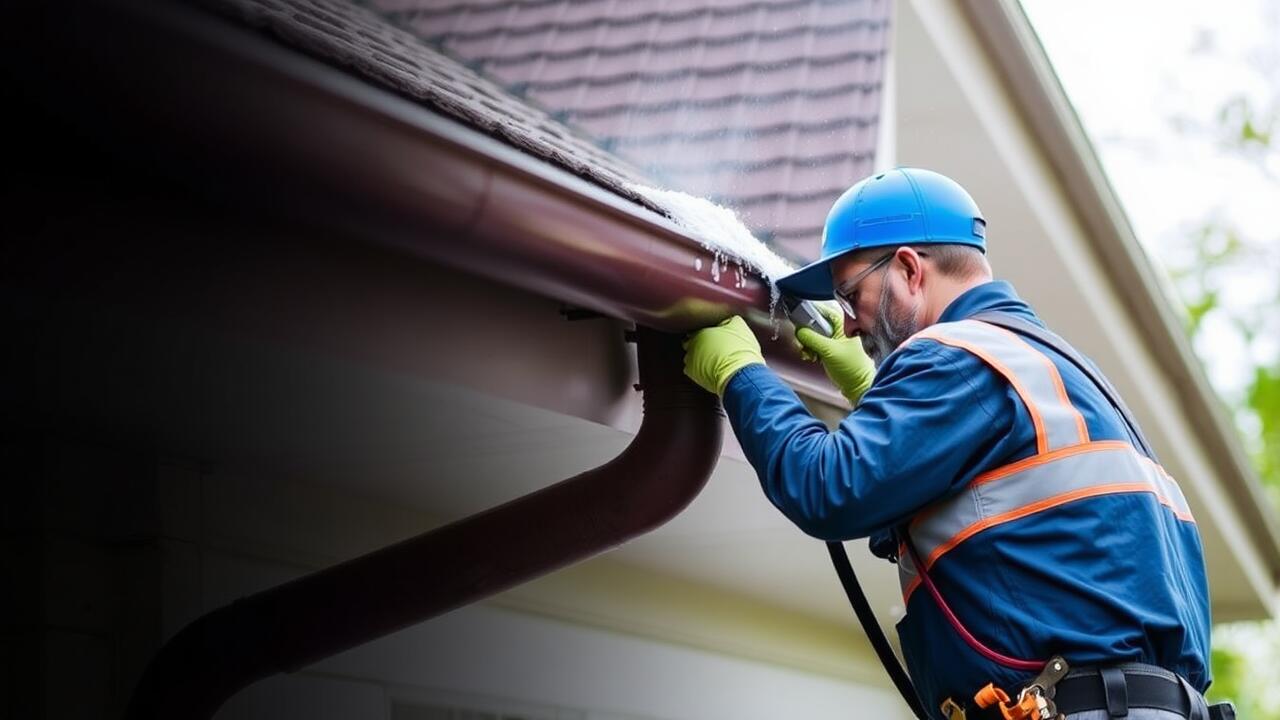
(776, 168, 986, 300)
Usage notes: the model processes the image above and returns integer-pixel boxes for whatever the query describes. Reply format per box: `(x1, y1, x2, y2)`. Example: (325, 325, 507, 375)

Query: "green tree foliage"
(1218, 95, 1276, 151)
(1209, 646, 1246, 710)
(1170, 219, 1280, 505)
(1250, 366, 1280, 494)
(1207, 623, 1280, 718)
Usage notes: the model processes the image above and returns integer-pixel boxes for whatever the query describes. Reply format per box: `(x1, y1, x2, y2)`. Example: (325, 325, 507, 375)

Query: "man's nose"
(843, 313, 861, 338)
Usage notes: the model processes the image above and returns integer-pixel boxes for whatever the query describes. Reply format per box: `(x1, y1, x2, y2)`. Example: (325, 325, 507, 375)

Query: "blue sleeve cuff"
(722, 362, 783, 407)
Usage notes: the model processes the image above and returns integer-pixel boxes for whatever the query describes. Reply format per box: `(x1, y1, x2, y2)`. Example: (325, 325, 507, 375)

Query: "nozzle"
(782, 296, 833, 337)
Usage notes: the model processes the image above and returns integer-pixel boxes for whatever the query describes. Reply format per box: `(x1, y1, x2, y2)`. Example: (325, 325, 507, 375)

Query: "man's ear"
(897, 246, 926, 294)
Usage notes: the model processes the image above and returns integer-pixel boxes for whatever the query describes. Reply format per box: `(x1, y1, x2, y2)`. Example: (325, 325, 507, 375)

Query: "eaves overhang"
(957, 0, 1280, 600)
(25, 0, 845, 409)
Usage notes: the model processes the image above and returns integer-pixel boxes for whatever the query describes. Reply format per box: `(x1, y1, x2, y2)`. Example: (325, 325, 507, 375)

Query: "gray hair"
(848, 243, 991, 279)
(916, 244, 990, 279)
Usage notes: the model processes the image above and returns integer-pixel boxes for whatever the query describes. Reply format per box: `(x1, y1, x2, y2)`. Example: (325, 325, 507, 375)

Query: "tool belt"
(942, 658, 1233, 720)
(1055, 663, 1235, 720)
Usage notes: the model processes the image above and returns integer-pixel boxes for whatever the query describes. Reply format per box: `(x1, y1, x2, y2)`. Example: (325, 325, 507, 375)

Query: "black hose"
(826, 541, 929, 720)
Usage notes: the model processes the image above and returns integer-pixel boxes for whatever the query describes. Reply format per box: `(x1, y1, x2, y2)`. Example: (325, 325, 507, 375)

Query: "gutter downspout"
(125, 327, 723, 719)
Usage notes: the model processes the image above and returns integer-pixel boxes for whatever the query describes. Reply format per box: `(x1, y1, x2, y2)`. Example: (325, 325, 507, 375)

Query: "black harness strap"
(970, 311, 1158, 460)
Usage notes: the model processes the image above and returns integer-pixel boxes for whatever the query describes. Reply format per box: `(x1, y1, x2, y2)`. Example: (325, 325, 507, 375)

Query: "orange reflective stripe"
(924, 482, 1154, 569)
(909, 440, 1131, 530)
(897, 446, 1195, 604)
(893, 320, 1191, 606)
(903, 576, 922, 604)
(983, 322, 1089, 445)
(969, 440, 1131, 488)
(901, 482, 1157, 605)
(912, 327, 1051, 454)
(910, 320, 1090, 455)
(1140, 455, 1196, 523)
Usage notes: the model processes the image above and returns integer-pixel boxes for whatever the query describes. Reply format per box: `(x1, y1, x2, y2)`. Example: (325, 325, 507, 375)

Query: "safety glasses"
(832, 251, 895, 321)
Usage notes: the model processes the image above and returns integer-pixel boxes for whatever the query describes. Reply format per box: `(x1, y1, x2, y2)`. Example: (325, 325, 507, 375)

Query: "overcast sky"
(1019, 0, 1280, 401)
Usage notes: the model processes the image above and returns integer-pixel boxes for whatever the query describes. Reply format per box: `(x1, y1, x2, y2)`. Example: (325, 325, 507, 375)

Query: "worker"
(682, 168, 1215, 720)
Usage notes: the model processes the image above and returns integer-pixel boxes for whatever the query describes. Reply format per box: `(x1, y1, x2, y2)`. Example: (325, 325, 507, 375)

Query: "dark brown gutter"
(7, 2, 838, 715)
(14, 0, 842, 406)
(124, 328, 723, 719)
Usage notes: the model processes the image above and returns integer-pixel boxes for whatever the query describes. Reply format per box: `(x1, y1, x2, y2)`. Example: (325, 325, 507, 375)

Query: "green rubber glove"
(683, 316, 766, 396)
(795, 303, 876, 405)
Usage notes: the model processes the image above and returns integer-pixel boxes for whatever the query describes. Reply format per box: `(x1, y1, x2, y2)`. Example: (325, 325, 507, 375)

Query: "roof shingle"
(375, 0, 891, 262)
(203, 0, 661, 208)
(203, 0, 890, 262)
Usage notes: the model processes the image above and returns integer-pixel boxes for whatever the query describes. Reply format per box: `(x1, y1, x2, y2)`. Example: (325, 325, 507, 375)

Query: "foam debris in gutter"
(629, 183, 829, 326)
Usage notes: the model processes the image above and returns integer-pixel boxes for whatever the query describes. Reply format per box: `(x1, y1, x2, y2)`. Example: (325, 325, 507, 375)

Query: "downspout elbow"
(125, 327, 722, 719)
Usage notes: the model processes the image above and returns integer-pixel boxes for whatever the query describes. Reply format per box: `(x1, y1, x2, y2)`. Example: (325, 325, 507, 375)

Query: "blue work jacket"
(722, 281, 1210, 717)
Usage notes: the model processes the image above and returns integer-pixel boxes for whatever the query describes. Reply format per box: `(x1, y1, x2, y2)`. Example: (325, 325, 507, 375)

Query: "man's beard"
(861, 282, 921, 366)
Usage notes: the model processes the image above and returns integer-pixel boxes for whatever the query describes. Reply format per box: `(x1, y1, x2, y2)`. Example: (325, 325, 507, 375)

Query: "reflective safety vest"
(893, 319, 1195, 612)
